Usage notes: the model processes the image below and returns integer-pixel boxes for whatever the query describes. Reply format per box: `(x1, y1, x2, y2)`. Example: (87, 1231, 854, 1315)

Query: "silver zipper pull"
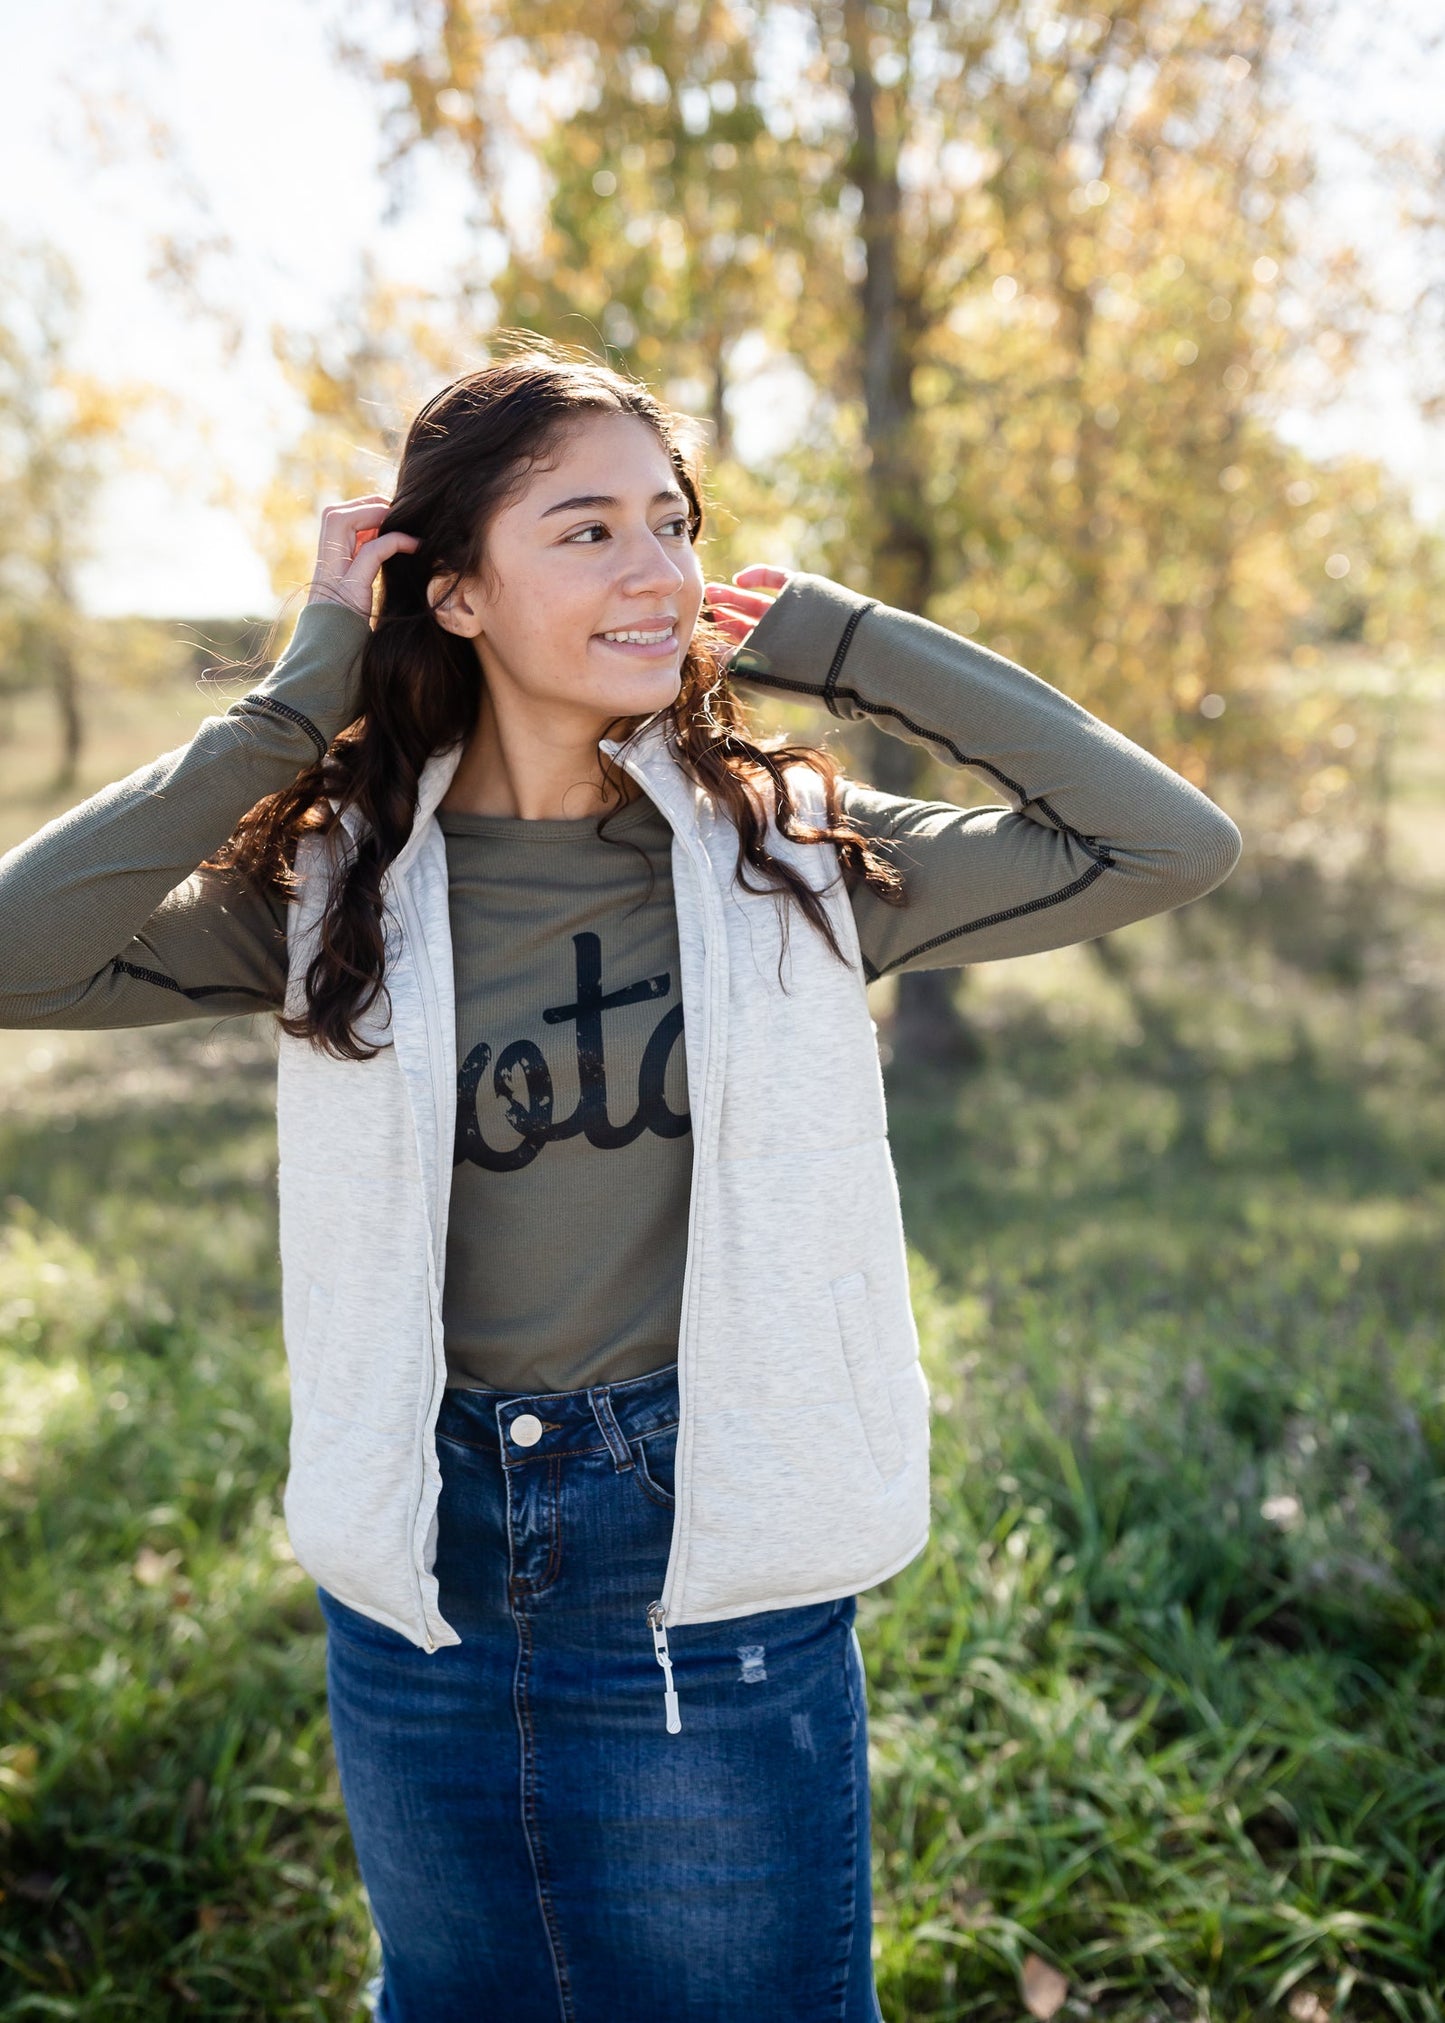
(647, 1600, 682, 1734)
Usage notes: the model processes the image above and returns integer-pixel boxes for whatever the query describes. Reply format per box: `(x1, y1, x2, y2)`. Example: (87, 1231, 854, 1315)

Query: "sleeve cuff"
(246, 599, 373, 748)
(727, 571, 874, 697)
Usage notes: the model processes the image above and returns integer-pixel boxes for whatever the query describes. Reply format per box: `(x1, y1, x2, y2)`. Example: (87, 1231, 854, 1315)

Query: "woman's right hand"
(307, 496, 420, 619)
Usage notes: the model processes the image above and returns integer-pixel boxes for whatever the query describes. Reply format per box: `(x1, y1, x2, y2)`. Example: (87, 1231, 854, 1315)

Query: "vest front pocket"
(289, 1276, 427, 1443)
(829, 1270, 905, 1484)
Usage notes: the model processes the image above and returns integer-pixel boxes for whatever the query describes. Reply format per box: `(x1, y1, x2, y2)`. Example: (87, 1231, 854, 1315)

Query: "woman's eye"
(564, 516, 688, 543)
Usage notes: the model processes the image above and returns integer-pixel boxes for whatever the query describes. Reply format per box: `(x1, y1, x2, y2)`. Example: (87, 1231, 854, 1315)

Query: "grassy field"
(0, 668, 1442, 2019)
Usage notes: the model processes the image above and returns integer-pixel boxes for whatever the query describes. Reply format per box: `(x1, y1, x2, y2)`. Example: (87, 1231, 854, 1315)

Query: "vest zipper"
(395, 869, 452, 1655)
(647, 1599, 681, 1732)
(658, 832, 729, 1628)
(605, 736, 733, 1640)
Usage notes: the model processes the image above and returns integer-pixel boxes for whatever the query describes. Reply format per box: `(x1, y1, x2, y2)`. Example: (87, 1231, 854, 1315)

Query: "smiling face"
(428, 407, 706, 736)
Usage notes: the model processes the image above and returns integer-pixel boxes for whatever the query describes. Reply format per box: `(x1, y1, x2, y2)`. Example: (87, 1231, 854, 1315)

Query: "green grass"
(867, 922, 1445, 2021)
(1, 909, 1440, 2021)
(1, 660, 1442, 2017)
(0, 1026, 367, 2018)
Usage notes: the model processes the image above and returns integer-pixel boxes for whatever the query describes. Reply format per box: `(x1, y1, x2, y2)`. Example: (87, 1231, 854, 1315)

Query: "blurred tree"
(295, 0, 1440, 1048)
(0, 240, 132, 788)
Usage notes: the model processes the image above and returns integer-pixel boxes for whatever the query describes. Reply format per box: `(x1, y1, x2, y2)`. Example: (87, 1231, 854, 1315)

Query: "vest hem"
(311, 1582, 463, 1651)
(664, 1522, 931, 1628)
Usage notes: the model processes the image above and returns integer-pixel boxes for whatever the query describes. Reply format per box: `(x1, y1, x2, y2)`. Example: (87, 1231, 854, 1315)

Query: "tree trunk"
(709, 342, 732, 459)
(44, 539, 85, 791)
(890, 966, 985, 1072)
(843, 0, 977, 1071)
(52, 632, 83, 791)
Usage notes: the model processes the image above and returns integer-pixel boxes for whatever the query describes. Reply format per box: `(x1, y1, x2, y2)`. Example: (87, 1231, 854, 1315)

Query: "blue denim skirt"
(319, 1359, 884, 2022)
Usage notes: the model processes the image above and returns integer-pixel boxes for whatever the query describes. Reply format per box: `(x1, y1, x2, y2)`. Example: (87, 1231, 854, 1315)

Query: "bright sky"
(1, 0, 1442, 617)
(0, 0, 481, 615)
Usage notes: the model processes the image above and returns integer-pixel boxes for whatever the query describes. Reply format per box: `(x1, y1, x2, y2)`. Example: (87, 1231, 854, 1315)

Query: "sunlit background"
(2, 0, 1443, 615)
(2, 4, 1444, 2018)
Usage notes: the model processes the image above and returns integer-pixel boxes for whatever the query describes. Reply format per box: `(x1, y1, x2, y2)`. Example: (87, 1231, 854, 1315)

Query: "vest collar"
(342, 712, 690, 882)
(600, 713, 710, 838)
(336, 741, 467, 875)
(389, 742, 466, 877)
(598, 708, 673, 775)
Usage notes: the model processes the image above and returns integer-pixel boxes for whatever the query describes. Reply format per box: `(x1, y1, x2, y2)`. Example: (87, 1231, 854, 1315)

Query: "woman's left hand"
(703, 566, 792, 655)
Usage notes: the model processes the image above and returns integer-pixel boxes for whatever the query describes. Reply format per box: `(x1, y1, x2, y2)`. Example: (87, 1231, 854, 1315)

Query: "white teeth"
(601, 626, 673, 644)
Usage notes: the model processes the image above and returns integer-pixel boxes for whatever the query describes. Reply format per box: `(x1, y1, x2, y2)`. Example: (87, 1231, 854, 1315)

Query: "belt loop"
(589, 1386, 634, 1472)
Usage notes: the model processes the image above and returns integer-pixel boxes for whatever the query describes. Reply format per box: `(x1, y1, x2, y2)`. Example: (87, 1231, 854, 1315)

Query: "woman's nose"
(620, 532, 687, 592)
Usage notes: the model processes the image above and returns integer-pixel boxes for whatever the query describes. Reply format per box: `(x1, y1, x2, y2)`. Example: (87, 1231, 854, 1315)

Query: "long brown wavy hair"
(212, 341, 906, 1060)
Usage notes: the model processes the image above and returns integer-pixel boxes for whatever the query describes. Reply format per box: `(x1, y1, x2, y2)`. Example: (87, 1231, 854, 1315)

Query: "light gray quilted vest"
(275, 716, 931, 1688)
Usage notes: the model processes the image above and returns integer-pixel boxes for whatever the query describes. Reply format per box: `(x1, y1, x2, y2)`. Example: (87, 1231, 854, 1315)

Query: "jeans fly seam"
(507, 1458, 564, 1597)
(503, 1427, 569, 2014)
(541, 1456, 563, 1589)
(512, 1603, 575, 2022)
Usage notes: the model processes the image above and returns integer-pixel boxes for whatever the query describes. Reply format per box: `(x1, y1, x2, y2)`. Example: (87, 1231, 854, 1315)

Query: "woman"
(0, 345, 1242, 2021)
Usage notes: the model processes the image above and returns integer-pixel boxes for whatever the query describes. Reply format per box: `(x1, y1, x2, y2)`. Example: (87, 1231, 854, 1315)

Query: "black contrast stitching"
(110, 958, 274, 1004)
(766, 679, 1118, 867)
(746, 625, 1130, 976)
(742, 664, 1118, 855)
(822, 600, 877, 717)
(872, 860, 1111, 976)
(234, 691, 327, 761)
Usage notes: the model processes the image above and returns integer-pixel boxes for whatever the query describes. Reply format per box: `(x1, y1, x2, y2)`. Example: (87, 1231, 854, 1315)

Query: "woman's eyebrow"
(537, 487, 688, 519)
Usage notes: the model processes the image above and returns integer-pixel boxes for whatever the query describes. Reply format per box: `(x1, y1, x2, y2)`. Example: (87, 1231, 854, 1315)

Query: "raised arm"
(0, 602, 373, 1027)
(714, 568, 1243, 981)
(0, 502, 399, 1029)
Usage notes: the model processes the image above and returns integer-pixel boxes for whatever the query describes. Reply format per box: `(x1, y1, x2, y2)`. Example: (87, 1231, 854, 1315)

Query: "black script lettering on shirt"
(454, 932, 691, 1173)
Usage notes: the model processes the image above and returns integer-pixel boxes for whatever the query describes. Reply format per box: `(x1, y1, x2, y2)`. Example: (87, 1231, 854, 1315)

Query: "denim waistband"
(437, 1359, 680, 1467)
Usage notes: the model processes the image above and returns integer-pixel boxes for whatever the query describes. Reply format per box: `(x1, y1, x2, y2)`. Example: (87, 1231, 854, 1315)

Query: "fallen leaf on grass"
(1288, 1994, 1330, 2023)
(1022, 1952, 1069, 2020)
(133, 1546, 182, 1587)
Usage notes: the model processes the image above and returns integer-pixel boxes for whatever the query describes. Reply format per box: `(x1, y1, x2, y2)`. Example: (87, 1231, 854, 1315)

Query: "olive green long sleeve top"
(0, 572, 1241, 1389)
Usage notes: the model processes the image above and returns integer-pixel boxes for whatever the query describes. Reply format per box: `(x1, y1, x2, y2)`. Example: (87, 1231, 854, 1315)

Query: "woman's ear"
(427, 572, 485, 639)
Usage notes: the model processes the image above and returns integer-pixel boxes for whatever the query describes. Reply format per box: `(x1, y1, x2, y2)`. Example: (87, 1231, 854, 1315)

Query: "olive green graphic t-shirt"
(439, 795, 692, 1394)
